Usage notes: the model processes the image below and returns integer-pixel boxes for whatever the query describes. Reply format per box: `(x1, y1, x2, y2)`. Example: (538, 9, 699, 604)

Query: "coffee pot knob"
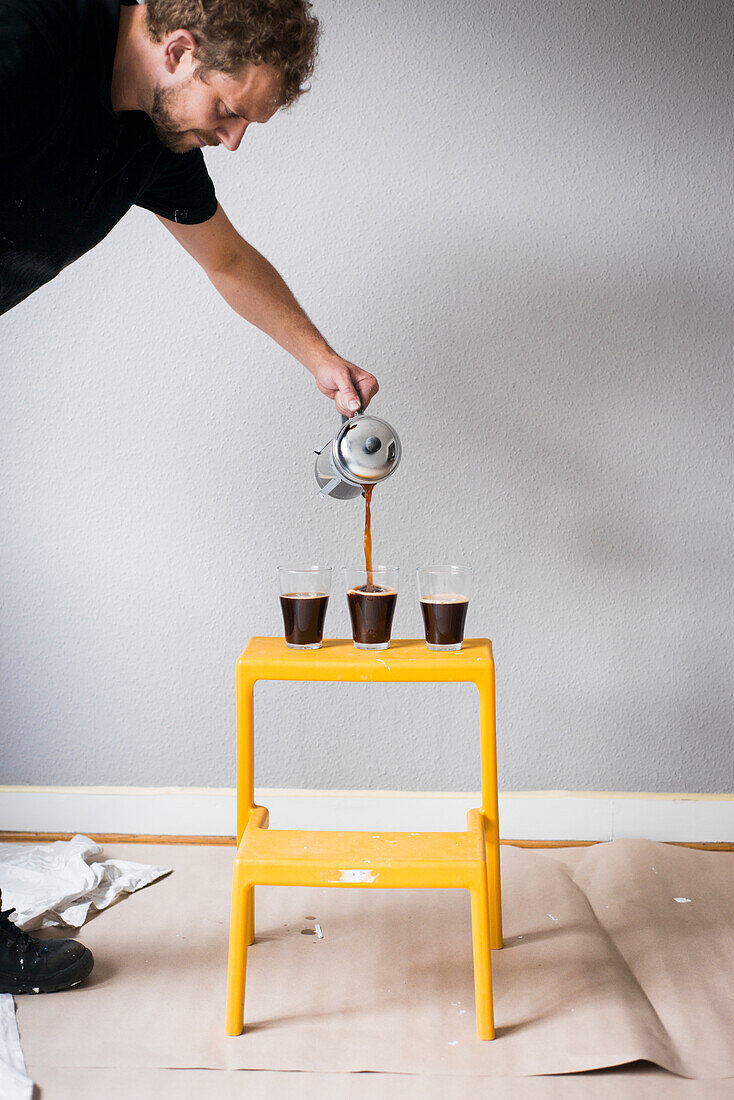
(334, 414, 401, 485)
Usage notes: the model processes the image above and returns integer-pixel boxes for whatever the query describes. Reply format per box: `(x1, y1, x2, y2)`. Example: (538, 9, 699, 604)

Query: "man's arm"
(157, 204, 378, 415)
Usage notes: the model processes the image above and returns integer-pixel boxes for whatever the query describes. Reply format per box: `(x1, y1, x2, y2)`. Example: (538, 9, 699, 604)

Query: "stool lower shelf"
(226, 804, 496, 1040)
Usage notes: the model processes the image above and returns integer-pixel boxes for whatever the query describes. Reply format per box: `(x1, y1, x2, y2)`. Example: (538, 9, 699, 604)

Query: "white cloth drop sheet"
(0, 834, 171, 930)
(0, 996, 33, 1100)
(0, 835, 171, 1098)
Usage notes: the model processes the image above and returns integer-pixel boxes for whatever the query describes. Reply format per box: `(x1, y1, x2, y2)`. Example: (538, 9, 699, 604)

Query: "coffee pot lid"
(334, 414, 401, 484)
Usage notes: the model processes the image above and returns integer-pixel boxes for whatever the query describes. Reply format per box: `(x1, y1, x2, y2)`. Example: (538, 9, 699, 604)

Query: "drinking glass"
(278, 566, 332, 649)
(416, 566, 471, 651)
(343, 566, 400, 650)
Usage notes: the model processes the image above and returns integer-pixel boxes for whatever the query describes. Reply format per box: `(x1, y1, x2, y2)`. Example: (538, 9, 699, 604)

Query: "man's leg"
(0, 886, 94, 994)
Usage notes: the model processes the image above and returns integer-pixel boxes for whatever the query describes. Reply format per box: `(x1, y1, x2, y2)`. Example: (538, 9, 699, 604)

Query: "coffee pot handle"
(340, 406, 362, 426)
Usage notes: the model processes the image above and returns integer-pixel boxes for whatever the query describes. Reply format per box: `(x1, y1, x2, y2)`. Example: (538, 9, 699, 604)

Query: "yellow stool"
(225, 637, 503, 1041)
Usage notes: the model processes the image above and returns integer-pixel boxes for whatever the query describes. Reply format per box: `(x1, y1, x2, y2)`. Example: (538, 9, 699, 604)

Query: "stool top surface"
(237, 637, 493, 682)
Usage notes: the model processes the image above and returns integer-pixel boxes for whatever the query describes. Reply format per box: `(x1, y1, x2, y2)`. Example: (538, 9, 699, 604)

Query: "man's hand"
(310, 357, 379, 416)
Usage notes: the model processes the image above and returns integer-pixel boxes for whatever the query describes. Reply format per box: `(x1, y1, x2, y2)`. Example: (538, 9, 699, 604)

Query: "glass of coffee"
(416, 566, 471, 651)
(344, 566, 399, 650)
(278, 567, 332, 649)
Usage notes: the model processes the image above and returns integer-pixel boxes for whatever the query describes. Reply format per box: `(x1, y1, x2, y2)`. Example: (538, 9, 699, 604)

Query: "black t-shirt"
(0, 0, 218, 314)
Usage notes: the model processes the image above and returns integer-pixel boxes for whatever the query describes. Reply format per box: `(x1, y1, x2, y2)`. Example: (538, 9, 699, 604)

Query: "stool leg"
(236, 675, 256, 846)
(246, 889, 255, 947)
(469, 879, 495, 1040)
(226, 872, 252, 1036)
(486, 819, 503, 950)
(478, 670, 503, 949)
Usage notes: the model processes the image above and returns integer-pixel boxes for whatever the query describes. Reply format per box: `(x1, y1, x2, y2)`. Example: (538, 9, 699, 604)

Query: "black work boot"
(0, 908, 94, 994)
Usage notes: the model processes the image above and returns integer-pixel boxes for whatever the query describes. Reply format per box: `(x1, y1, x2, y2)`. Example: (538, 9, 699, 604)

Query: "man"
(0, 0, 379, 994)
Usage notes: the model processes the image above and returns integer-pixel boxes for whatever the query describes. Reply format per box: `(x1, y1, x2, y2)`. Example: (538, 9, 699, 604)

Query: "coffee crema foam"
(347, 585, 397, 596)
(420, 594, 467, 603)
(281, 591, 329, 599)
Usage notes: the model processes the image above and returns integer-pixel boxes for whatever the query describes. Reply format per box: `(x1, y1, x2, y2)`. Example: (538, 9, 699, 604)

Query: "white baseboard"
(0, 787, 732, 843)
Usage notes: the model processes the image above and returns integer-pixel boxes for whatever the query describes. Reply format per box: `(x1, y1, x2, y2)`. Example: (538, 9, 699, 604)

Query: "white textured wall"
(2, 0, 732, 793)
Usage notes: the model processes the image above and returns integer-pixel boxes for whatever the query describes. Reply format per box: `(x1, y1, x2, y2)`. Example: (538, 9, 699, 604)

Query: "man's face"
(149, 62, 284, 154)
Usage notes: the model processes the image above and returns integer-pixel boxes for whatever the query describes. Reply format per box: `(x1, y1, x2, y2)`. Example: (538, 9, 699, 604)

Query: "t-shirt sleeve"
(136, 148, 218, 224)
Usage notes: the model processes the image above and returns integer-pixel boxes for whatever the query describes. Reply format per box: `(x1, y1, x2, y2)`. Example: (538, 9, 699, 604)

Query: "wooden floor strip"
(0, 831, 732, 850)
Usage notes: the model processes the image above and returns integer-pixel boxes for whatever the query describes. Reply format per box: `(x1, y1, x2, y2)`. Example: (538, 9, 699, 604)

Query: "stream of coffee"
(348, 484, 399, 648)
(364, 485, 374, 584)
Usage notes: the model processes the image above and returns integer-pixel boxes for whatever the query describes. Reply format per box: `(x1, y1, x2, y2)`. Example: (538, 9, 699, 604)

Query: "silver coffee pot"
(314, 410, 402, 499)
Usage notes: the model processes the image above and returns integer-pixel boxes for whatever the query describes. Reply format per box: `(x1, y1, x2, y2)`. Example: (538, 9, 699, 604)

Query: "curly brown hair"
(144, 0, 320, 107)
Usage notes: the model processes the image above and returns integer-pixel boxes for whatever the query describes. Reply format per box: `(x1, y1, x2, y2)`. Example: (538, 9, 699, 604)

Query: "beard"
(149, 80, 198, 153)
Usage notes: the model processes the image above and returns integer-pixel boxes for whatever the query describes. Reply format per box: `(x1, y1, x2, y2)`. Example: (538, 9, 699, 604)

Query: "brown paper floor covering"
(29, 1065, 734, 1099)
(16, 839, 734, 1089)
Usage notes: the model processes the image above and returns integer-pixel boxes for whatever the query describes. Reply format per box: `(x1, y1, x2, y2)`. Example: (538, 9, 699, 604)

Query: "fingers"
(316, 360, 380, 416)
(356, 373, 379, 411)
(334, 374, 362, 417)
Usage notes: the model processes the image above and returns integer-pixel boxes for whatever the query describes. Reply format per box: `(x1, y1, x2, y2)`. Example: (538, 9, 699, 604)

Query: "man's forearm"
(158, 204, 378, 413)
(208, 238, 336, 375)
